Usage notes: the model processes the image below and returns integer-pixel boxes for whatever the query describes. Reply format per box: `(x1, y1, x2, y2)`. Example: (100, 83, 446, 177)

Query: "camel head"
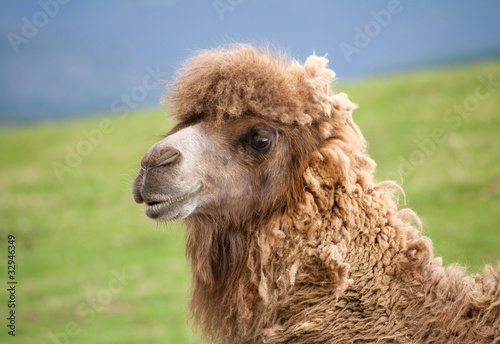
(132, 45, 368, 225)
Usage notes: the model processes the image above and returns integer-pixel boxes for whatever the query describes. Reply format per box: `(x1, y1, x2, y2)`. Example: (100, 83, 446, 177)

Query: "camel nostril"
(141, 147, 181, 170)
(156, 148, 180, 167)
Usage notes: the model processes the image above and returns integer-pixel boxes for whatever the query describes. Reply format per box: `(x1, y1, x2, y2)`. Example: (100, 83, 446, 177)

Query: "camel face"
(133, 116, 297, 222)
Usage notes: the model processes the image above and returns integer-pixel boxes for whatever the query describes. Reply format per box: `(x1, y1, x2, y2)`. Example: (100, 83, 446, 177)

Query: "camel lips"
(147, 196, 181, 208)
(144, 183, 202, 213)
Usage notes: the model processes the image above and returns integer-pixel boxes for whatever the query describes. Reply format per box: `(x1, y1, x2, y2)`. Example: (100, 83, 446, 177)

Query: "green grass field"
(1, 61, 499, 343)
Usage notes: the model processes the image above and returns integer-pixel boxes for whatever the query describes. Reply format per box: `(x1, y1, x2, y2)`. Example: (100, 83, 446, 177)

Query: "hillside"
(1, 61, 499, 343)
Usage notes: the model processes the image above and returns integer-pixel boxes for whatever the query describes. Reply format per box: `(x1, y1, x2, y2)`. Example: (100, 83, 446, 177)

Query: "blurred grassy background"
(1, 61, 499, 343)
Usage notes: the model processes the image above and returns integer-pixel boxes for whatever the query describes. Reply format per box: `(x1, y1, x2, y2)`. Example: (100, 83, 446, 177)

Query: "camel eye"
(251, 134, 270, 151)
(241, 123, 276, 154)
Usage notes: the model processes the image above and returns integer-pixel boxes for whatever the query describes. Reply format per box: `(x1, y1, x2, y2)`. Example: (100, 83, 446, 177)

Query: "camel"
(132, 45, 500, 344)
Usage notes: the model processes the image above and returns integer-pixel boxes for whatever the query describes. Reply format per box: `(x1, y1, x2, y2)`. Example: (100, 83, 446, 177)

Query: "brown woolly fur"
(140, 45, 499, 343)
(166, 45, 342, 126)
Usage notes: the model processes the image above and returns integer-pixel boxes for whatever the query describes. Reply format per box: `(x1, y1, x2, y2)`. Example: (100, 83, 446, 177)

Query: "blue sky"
(1, 0, 500, 122)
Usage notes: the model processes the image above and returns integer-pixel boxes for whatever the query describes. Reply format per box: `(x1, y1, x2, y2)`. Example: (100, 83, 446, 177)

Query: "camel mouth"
(143, 182, 202, 220)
